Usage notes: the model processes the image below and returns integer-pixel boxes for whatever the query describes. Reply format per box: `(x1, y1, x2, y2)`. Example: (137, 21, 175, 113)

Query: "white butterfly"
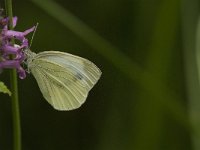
(25, 50, 101, 111)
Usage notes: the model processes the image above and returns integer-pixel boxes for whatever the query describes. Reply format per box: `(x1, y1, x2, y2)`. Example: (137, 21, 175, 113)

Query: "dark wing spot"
(75, 72, 83, 81)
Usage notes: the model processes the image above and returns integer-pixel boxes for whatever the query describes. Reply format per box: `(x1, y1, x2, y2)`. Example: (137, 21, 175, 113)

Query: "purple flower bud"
(3, 26, 35, 40)
(0, 16, 17, 29)
(1, 44, 19, 54)
(0, 17, 8, 29)
(17, 66, 26, 79)
(0, 60, 20, 69)
(12, 16, 18, 28)
(0, 60, 26, 79)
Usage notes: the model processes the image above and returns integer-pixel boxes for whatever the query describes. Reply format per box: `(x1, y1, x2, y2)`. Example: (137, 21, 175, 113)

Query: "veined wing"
(29, 51, 101, 110)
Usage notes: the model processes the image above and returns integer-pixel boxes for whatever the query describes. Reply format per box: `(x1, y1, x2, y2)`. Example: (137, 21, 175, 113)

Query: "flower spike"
(0, 16, 34, 79)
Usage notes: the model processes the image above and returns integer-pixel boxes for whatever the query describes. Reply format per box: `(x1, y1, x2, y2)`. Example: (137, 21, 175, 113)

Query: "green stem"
(5, 0, 21, 150)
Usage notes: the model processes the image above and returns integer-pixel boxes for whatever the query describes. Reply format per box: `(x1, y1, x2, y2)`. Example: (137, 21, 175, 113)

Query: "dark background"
(0, 0, 199, 149)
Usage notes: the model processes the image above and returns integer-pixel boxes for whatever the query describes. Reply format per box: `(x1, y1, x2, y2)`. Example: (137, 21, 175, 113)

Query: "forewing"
(29, 51, 101, 110)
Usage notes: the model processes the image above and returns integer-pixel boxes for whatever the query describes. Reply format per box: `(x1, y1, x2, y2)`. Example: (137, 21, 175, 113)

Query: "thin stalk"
(5, 0, 21, 150)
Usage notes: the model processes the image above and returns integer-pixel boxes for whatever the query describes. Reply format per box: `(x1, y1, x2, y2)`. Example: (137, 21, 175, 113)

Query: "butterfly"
(25, 50, 101, 111)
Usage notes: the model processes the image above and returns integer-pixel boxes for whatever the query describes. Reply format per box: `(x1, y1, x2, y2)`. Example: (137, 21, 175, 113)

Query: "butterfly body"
(26, 50, 101, 111)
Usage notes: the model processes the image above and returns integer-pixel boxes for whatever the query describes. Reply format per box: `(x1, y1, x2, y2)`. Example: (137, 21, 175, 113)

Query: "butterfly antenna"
(29, 22, 39, 48)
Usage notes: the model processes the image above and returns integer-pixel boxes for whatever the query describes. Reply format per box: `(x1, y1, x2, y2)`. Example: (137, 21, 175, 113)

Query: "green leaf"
(0, 81, 11, 96)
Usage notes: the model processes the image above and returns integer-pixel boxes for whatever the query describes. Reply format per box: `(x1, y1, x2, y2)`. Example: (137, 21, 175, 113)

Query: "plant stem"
(5, 0, 21, 150)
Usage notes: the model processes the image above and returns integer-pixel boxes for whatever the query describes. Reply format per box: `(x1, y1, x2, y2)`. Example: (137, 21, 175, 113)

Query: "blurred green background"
(1, 0, 200, 149)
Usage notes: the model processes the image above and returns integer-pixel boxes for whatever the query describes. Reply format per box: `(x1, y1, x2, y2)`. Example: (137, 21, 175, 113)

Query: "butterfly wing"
(28, 51, 101, 110)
